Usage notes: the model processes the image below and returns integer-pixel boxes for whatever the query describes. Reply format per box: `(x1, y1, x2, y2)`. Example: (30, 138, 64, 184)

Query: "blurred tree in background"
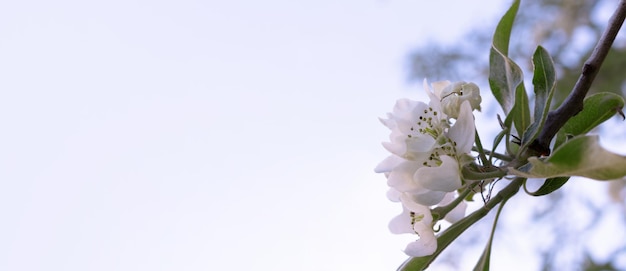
(409, 0, 626, 104)
(406, 0, 626, 270)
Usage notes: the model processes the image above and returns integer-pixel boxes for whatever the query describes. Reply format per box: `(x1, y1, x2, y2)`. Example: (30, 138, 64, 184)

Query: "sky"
(5, 0, 624, 270)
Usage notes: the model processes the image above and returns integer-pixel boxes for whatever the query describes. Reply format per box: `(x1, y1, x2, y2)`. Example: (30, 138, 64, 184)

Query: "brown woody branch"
(531, 0, 626, 155)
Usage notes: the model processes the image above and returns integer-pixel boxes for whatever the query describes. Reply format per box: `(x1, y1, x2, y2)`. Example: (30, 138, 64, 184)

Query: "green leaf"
(511, 83, 530, 138)
(522, 46, 557, 146)
(528, 92, 622, 195)
(510, 135, 626, 180)
(502, 112, 520, 156)
(489, 47, 524, 116)
(473, 198, 509, 271)
(491, 126, 508, 159)
(492, 0, 519, 56)
(526, 177, 569, 196)
(501, 82, 530, 155)
(489, 0, 522, 114)
(556, 92, 625, 147)
(474, 129, 491, 166)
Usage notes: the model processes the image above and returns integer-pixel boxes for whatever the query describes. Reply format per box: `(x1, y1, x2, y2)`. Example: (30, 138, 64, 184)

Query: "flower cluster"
(375, 80, 481, 256)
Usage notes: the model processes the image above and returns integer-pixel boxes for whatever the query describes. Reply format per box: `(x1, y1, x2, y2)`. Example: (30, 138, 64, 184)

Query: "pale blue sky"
(14, 0, 624, 270)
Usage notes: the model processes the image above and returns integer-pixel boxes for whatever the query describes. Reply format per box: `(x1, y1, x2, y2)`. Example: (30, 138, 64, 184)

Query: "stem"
(462, 165, 508, 180)
(432, 182, 480, 219)
(481, 178, 523, 211)
(474, 130, 491, 166)
(472, 147, 513, 162)
(531, 0, 626, 154)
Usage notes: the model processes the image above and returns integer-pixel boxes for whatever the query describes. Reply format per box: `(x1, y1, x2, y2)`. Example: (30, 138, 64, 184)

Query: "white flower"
(405, 223, 437, 257)
(376, 80, 477, 205)
(376, 79, 480, 257)
(389, 197, 437, 257)
(378, 98, 442, 161)
(416, 155, 462, 192)
(387, 191, 468, 257)
(435, 81, 482, 118)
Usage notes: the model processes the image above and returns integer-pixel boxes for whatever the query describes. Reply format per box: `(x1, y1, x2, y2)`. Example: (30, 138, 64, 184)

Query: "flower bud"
(440, 82, 481, 118)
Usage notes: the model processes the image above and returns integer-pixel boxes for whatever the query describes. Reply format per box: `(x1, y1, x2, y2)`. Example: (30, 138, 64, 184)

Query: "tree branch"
(531, 0, 626, 155)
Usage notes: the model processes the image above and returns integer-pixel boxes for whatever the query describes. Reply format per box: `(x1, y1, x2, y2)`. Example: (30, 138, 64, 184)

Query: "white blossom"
(436, 81, 482, 118)
(388, 197, 437, 257)
(376, 79, 481, 257)
(376, 80, 477, 204)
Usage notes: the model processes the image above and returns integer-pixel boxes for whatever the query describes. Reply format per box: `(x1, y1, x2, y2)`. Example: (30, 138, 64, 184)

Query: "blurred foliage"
(407, 0, 626, 269)
(408, 0, 626, 106)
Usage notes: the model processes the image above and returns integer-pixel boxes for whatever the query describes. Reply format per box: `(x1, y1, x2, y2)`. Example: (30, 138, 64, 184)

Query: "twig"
(471, 147, 513, 162)
(531, 0, 626, 155)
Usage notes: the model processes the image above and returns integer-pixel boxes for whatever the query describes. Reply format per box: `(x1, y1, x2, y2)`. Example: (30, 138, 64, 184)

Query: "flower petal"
(405, 190, 447, 206)
(378, 116, 396, 129)
(382, 141, 406, 157)
(423, 79, 445, 119)
(447, 101, 475, 154)
(388, 208, 414, 234)
(404, 223, 437, 257)
(437, 192, 468, 222)
(374, 155, 404, 173)
(386, 188, 402, 202)
(392, 98, 421, 121)
(415, 155, 462, 192)
(387, 161, 422, 192)
(405, 135, 437, 156)
(400, 194, 435, 218)
(444, 200, 467, 223)
(431, 80, 451, 98)
(437, 192, 455, 205)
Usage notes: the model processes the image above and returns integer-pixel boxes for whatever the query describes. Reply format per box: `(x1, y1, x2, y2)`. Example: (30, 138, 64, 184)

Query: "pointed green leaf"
(510, 135, 626, 180)
(512, 83, 531, 138)
(474, 129, 491, 166)
(491, 126, 509, 158)
(473, 198, 509, 271)
(489, 47, 524, 116)
(502, 111, 520, 156)
(556, 92, 625, 147)
(492, 0, 519, 56)
(526, 177, 569, 196)
(489, 0, 521, 114)
(500, 82, 530, 155)
(522, 46, 557, 145)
